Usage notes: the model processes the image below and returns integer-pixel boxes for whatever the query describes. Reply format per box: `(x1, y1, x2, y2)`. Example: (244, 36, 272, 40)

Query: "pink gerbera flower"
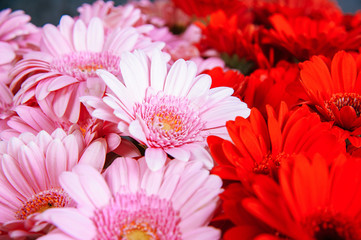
(83, 50, 250, 170)
(38, 157, 222, 240)
(11, 16, 164, 123)
(0, 128, 107, 239)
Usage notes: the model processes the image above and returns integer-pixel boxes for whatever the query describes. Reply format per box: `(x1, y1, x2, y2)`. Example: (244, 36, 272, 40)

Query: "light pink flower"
(149, 24, 202, 61)
(77, 0, 145, 32)
(133, 0, 191, 28)
(83, 50, 250, 170)
(11, 16, 164, 123)
(38, 157, 222, 240)
(0, 128, 107, 238)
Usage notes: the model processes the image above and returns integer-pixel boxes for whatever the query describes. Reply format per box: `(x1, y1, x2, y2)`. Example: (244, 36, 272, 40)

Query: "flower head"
(300, 50, 361, 147)
(0, 128, 107, 238)
(38, 157, 222, 240)
(243, 153, 361, 239)
(11, 16, 164, 124)
(84, 49, 250, 170)
(208, 102, 345, 184)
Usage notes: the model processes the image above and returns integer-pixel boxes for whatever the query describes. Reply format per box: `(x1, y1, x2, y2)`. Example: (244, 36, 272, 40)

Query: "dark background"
(0, 0, 360, 27)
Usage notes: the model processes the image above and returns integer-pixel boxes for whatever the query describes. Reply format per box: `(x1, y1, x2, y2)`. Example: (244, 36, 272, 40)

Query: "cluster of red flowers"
(172, 0, 361, 239)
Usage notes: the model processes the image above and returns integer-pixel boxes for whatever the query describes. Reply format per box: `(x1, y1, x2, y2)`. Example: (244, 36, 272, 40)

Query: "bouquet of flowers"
(0, 0, 360, 239)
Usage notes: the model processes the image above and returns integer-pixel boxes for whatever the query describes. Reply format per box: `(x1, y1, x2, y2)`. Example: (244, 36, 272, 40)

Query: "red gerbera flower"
(252, 0, 341, 25)
(300, 50, 361, 147)
(263, 13, 360, 61)
(207, 102, 345, 185)
(243, 153, 361, 239)
(241, 60, 305, 116)
(197, 10, 271, 71)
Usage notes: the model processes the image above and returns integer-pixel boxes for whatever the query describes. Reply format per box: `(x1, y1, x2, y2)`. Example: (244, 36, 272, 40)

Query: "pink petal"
(0, 42, 15, 64)
(62, 134, 80, 169)
(104, 157, 140, 194)
(73, 19, 87, 51)
(39, 208, 96, 239)
(59, 15, 75, 45)
(53, 87, 72, 118)
(18, 143, 47, 191)
(150, 50, 167, 91)
(105, 133, 121, 152)
(182, 227, 221, 240)
(45, 138, 68, 186)
(172, 170, 209, 210)
(47, 76, 79, 91)
(59, 171, 95, 211)
(165, 147, 190, 162)
(73, 164, 111, 208)
(36, 232, 75, 240)
(144, 147, 167, 171)
(120, 50, 149, 102)
(170, 60, 198, 97)
(0, 82, 13, 104)
(35, 78, 53, 101)
(86, 17, 104, 52)
(96, 69, 135, 111)
(186, 75, 211, 101)
(42, 24, 72, 56)
(185, 144, 214, 169)
(63, 85, 81, 123)
(78, 138, 106, 171)
(105, 27, 138, 54)
(1, 154, 34, 198)
(164, 59, 187, 95)
(15, 106, 56, 133)
(179, 202, 218, 230)
(128, 119, 148, 145)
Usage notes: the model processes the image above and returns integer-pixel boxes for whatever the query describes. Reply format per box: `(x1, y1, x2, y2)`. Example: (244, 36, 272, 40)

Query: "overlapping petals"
(83, 49, 250, 170)
(38, 157, 222, 240)
(300, 50, 361, 147)
(0, 128, 107, 238)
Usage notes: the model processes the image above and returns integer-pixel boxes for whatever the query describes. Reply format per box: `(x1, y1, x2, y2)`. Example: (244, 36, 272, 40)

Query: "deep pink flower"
(0, 128, 107, 238)
(83, 50, 250, 170)
(11, 16, 164, 124)
(38, 157, 222, 240)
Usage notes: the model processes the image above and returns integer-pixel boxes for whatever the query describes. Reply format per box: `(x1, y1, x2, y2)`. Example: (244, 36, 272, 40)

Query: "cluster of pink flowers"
(0, 1, 249, 239)
(3, 0, 361, 239)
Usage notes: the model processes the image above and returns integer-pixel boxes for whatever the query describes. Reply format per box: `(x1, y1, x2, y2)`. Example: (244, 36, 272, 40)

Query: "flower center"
(126, 230, 150, 240)
(50, 51, 121, 81)
(134, 93, 206, 148)
(325, 93, 361, 118)
(253, 152, 288, 179)
(16, 188, 72, 220)
(92, 191, 181, 240)
(302, 210, 360, 240)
